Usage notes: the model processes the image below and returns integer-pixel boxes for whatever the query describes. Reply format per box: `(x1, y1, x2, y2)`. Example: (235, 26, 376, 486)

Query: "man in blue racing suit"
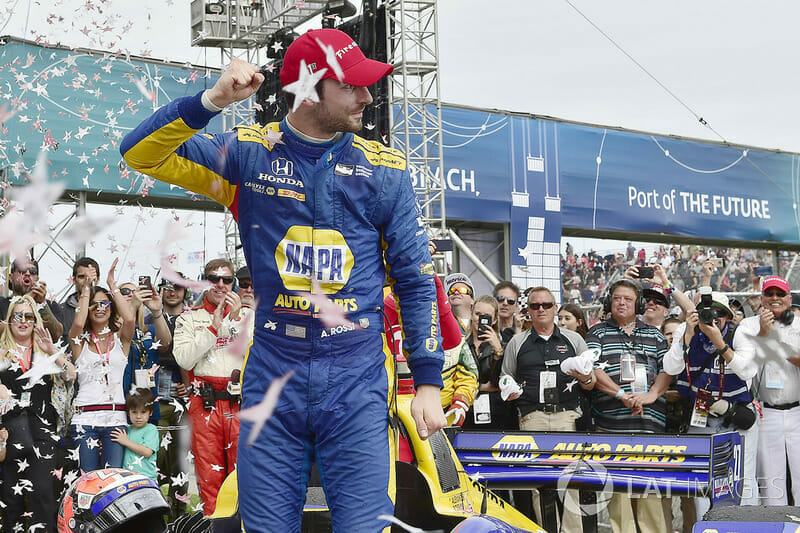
(120, 28, 446, 532)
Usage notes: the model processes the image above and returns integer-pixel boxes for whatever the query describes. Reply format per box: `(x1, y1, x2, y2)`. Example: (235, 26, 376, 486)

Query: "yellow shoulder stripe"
(351, 136, 407, 171)
(237, 122, 282, 151)
(123, 118, 238, 208)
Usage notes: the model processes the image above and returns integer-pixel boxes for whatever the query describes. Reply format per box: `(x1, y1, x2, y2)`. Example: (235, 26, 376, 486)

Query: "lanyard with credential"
(685, 351, 726, 401)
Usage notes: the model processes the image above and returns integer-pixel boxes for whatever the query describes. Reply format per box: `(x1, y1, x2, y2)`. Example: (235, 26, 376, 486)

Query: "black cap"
(643, 285, 670, 307)
(236, 266, 251, 280)
(158, 271, 185, 289)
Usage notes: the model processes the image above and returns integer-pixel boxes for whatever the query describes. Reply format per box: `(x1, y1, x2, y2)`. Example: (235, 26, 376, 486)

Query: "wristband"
(716, 344, 730, 356)
(201, 90, 225, 112)
(614, 389, 625, 400)
(151, 311, 163, 320)
(663, 280, 674, 295)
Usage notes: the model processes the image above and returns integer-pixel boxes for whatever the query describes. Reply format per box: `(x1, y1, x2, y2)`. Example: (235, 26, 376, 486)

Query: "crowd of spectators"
(0, 255, 255, 532)
(2, 240, 800, 531)
(443, 245, 800, 533)
(562, 242, 789, 324)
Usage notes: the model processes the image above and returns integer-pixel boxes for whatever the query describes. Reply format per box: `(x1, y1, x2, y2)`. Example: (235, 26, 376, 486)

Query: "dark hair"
(493, 280, 520, 299)
(85, 286, 119, 334)
(283, 79, 325, 110)
(558, 303, 588, 338)
(126, 387, 155, 411)
(608, 278, 642, 298)
(73, 256, 100, 278)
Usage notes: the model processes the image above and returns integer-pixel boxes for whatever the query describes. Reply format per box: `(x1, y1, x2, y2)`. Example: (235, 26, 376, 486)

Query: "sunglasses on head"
(448, 286, 472, 296)
(238, 281, 252, 289)
(496, 296, 517, 305)
(764, 289, 788, 298)
(10, 312, 36, 324)
(89, 300, 113, 311)
(528, 302, 555, 310)
(207, 274, 235, 285)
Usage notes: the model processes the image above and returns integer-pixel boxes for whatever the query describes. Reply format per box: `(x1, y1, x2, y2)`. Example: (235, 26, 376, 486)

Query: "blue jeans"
(70, 424, 126, 471)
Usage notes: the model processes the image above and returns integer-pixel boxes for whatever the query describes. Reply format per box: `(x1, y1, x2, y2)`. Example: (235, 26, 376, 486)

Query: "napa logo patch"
(491, 435, 540, 462)
(275, 225, 354, 294)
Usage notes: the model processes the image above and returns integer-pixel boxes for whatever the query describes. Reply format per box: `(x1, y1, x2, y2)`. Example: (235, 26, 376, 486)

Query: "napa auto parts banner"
(434, 104, 800, 245)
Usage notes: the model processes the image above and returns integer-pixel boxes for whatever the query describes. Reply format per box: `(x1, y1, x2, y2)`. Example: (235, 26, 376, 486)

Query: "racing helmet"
(58, 468, 168, 533)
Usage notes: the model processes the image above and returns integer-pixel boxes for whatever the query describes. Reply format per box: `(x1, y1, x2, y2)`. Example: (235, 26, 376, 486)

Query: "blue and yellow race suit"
(121, 90, 444, 532)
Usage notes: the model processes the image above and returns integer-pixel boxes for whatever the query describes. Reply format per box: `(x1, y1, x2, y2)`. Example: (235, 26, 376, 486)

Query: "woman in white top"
(68, 258, 135, 471)
(0, 294, 75, 532)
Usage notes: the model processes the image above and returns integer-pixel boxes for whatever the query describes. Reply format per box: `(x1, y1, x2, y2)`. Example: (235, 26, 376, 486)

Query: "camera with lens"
(697, 287, 718, 325)
(722, 401, 756, 430)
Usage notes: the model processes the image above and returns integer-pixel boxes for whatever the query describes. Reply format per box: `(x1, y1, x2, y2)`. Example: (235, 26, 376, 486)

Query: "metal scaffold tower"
(385, 0, 446, 234)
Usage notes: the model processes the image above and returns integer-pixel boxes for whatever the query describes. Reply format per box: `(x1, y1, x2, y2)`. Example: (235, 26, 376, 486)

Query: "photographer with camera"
(461, 295, 516, 431)
(735, 275, 800, 506)
(663, 287, 758, 519)
(153, 275, 192, 519)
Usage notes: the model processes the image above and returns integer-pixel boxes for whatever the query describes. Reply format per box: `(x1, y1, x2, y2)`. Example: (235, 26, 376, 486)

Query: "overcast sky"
(438, 0, 800, 154)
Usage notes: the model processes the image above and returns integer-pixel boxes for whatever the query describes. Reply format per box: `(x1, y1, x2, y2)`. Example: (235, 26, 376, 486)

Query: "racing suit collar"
(280, 119, 353, 163)
(202, 294, 230, 317)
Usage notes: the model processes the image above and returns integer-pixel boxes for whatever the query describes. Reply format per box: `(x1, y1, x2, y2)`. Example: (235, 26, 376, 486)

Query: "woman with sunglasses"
(0, 294, 75, 532)
(115, 281, 171, 423)
(68, 258, 135, 471)
(462, 295, 517, 431)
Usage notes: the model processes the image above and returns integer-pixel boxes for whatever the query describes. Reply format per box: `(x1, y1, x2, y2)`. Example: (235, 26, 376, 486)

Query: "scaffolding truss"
(385, 0, 446, 233)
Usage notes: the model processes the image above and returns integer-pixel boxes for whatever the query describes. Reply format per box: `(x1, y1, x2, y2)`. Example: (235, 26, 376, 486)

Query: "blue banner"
(434, 104, 800, 245)
(1, 38, 221, 199)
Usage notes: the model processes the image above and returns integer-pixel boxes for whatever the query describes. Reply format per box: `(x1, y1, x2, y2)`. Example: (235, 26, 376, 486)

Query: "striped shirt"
(587, 317, 668, 433)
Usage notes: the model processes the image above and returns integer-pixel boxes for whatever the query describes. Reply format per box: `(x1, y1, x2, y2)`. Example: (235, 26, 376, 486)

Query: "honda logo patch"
(271, 157, 294, 176)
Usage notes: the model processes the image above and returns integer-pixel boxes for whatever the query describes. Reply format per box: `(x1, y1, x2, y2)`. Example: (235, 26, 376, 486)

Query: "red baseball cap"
(762, 275, 790, 293)
(279, 28, 393, 88)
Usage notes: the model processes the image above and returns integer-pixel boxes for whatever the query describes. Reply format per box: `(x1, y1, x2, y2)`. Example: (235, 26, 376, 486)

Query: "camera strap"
(685, 326, 735, 399)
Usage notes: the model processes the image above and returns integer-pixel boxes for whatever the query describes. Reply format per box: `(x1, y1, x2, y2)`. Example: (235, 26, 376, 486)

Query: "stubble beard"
(314, 102, 364, 135)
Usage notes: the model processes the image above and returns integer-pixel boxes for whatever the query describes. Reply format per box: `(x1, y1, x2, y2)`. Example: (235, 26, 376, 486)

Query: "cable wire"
(562, 0, 728, 143)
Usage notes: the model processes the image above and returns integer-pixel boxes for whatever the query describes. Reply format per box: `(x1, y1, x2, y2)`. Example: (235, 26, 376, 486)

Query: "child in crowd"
(111, 388, 159, 481)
